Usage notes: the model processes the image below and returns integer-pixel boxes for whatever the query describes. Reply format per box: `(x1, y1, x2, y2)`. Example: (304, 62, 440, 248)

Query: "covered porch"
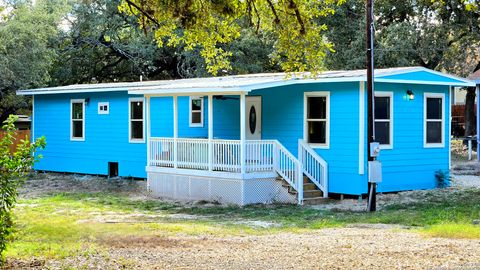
(130, 81, 328, 205)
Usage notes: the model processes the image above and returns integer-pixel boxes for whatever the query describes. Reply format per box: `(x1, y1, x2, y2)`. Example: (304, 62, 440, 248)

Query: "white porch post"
(477, 84, 480, 161)
(173, 96, 178, 168)
(146, 95, 151, 167)
(240, 93, 246, 174)
(208, 95, 214, 171)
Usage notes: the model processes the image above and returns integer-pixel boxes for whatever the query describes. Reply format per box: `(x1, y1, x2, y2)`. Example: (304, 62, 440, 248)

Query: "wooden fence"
(0, 129, 30, 153)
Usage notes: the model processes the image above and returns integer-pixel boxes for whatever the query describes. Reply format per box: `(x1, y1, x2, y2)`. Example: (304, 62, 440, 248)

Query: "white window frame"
(423, 92, 445, 148)
(304, 91, 330, 149)
(98, 102, 109, 114)
(70, 99, 85, 141)
(129, 97, 145, 143)
(374, 91, 394, 149)
(189, 96, 204, 127)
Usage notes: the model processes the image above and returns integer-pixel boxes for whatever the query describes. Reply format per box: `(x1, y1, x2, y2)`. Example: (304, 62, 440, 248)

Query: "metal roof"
(17, 66, 474, 96)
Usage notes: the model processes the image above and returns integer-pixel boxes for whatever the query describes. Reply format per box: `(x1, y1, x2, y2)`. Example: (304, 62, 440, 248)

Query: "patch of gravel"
(8, 228, 480, 270)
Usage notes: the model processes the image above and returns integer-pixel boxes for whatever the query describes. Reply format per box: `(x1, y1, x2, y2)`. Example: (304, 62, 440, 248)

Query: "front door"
(245, 96, 262, 140)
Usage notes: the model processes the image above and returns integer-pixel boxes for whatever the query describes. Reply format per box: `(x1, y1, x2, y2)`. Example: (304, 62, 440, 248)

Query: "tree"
(0, 0, 68, 122)
(0, 115, 45, 261)
(118, 0, 345, 75)
(51, 0, 281, 84)
(319, 0, 480, 73)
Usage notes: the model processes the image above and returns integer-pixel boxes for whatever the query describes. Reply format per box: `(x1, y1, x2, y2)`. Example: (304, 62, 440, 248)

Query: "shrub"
(435, 170, 451, 188)
(0, 115, 45, 263)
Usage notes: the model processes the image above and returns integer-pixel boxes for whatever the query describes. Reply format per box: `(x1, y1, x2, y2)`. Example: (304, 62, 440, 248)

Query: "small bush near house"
(435, 170, 451, 188)
(0, 115, 45, 264)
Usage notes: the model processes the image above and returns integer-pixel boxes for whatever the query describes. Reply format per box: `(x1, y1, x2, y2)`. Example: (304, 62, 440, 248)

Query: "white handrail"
(298, 139, 328, 197)
(273, 140, 303, 203)
(149, 137, 305, 204)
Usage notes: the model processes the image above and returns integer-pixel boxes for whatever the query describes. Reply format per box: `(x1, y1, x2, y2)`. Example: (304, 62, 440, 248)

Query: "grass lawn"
(7, 188, 480, 261)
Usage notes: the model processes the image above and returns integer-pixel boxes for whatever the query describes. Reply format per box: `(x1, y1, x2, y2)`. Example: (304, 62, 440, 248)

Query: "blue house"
(18, 67, 474, 205)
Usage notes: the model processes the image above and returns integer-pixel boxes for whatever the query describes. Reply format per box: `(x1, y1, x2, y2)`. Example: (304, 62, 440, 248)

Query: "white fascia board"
(243, 76, 365, 91)
(129, 87, 247, 96)
(374, 78, 475, 87)
(17, 87, 129, 96)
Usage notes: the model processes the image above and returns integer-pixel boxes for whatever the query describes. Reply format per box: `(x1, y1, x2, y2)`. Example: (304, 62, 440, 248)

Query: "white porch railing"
(148, 137, 304, 202)
(298, 139, 328, 197)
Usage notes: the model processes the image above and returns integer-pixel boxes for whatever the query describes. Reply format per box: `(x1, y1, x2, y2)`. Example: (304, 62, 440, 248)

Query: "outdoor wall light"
(85, 97, 90, 105)
(406, 90, 415, 100)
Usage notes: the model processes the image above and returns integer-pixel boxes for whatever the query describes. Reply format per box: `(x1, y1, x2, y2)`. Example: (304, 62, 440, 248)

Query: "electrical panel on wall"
(98, 102, 109, 114)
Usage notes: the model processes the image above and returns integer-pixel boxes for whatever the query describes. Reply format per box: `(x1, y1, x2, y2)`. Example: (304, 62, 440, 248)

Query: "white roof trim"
(17, 67, 475, 96)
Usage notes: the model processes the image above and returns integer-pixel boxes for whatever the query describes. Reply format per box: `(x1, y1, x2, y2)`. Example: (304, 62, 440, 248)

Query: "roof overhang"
(16, 66, 475, 96)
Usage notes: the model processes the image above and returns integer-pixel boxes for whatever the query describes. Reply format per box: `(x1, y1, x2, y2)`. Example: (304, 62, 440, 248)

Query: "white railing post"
(173, 96, 178, 169)
(208, 95, 213, 171)
(240, 93, 246, 174)
(297, 160, 304, 205)
(146, 95, 151, 167)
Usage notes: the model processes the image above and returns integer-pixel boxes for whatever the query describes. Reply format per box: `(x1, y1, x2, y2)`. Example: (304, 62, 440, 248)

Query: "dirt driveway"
(35, 227, 479, 270)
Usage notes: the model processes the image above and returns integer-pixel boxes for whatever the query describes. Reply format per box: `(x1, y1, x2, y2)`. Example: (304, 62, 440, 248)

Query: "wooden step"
(303, 183, 318, 191)
(302, 197, 328, 205)
(303, 190, 324, 198)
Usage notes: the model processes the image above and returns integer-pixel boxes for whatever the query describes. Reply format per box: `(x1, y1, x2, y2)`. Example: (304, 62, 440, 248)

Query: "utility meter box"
(368, 161, 382, 183)
(370, 142, 381, 158)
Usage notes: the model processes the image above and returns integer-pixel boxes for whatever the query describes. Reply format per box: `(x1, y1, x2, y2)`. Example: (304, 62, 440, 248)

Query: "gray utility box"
(368, 160, 382, 183)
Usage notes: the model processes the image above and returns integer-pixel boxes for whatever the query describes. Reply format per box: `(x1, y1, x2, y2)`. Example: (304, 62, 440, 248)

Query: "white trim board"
(358, 82, 365, 175)
(374, 91, 394, 150)
(70, 99, 85, 141)
(303, 91, 330, 149)
(189, 96, 204, 127)
(128, 97, 146, 143)
(423, 92, 446, 148)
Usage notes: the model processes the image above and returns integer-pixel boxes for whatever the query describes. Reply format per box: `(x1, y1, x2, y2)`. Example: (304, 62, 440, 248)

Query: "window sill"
(189, 124, 204, 128)
(308, 143, 330, 149)
(379, 145, 393, 150)
(424, 143, 445, 148)
(129, 139, 146, 144)
(70, 138, 85, 142)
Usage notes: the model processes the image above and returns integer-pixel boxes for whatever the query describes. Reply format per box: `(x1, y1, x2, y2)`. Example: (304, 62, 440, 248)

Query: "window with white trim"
(424, 93, 444, 147)
(305, 92, 329, 147)
(189, 96, 204, 127)
(374, 92, 393, 148)
(129, 98, 144, 142)
(71, 99, 85, 140)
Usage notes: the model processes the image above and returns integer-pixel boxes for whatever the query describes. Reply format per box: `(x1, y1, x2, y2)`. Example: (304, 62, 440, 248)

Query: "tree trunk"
(464, 87, 477, 136)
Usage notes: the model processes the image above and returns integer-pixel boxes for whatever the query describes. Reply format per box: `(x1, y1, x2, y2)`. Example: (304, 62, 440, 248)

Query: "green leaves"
(119, 0, 344, 75)
(0, 115, 45, 262)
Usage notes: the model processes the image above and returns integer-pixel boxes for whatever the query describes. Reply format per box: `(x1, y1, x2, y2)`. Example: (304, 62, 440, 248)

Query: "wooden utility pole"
(366, 0, 377, 212)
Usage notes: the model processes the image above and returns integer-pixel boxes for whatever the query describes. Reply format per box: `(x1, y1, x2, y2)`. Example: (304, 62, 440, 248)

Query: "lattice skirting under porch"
(147, 172, 296, 205)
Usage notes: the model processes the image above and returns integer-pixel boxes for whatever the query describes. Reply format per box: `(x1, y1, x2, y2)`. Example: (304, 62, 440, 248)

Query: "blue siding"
(379, 70, 464, 84)
(251, 82, 364, 195)
(374, 83, 450, 193)
(34, 92, 148, 178)
(32, 80, 451, 195)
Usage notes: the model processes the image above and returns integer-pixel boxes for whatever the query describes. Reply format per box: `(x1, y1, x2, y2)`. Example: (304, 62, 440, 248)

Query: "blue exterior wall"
(32, 80, 451, 195)
(380, 71, 464, 84)
(373, 83, 450, 193)
(34, 93, 238, 178)
(34, 91, 148, 178)
(250, 82, 365, 195)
